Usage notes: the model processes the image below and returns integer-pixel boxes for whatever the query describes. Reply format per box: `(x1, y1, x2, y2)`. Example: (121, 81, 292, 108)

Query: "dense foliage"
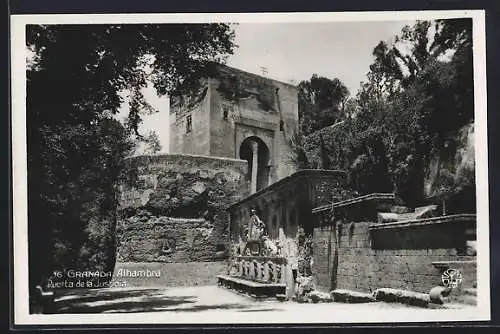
(291, 19, 475, 211)
(26, 24, 236, 292)
(297, 75, 349, 135)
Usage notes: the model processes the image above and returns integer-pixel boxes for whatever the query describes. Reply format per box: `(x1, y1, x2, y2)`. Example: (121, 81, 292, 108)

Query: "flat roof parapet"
(368, 214, 476, 231)
(312, 193, 396, 214)
(229, 169, 348, 209)
(211, 62, 298, 89)
(432, 260, 476, 270)
(126, 153, 248, 165)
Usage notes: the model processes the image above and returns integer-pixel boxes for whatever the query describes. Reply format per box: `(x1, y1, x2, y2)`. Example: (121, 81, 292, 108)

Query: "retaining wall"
(116, 154, 249, 264)
(312, 194, 476, 295)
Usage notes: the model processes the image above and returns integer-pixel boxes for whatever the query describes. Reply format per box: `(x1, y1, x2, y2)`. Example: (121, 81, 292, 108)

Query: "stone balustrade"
(229, 169, 350, 242)
(225, 169, 352, 298)
(219, 255, 288, 298)
(228, 256, 286, 284)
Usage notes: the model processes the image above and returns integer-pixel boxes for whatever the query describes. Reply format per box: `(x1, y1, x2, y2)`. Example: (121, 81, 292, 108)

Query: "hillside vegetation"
(290, 19, 475, 212)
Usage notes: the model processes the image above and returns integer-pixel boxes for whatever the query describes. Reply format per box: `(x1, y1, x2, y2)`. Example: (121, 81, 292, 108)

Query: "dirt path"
(49, 285, 474, 324)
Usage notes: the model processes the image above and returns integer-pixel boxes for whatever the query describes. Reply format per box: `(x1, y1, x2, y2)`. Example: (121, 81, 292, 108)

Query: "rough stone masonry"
(114, 64, 300, 287)
(117, 154, 249, 263)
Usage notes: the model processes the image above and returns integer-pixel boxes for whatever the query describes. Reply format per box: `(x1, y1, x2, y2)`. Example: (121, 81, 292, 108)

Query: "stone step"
(217, 274, 286, 298)
(217, 275, 285, 288)
(276, 294, 288, 301)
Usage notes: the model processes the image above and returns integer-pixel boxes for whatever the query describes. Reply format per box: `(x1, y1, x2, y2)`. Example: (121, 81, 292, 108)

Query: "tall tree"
(293, 19, 474, 209)
(366, 19, 474, 208)
(26, 24, 236, 294)
(297, 75, 349, 135)
(319, 133, 331, 170)
(288, 128, 310, 170)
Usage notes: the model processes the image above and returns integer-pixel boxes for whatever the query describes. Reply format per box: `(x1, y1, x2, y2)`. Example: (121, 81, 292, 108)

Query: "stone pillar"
(285, 265, 295, 299)
(250, 141, 258, 194)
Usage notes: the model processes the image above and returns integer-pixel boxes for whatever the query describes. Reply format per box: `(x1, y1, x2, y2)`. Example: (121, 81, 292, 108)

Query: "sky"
(137, 20, 416, 153)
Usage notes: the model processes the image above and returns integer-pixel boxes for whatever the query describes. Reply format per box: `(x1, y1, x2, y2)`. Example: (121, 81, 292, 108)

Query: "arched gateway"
(169, 63, 299, 193)
(239, 136, 270, 193)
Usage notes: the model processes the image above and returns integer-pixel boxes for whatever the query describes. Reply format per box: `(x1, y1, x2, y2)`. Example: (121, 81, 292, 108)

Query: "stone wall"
(311, 225, 337, 292)
(207, 68, 299, 184)
(117, 216, 222, 263)
(311, 194, 476, 295)
(112, 261, 228, 287)
(228, 169, 350, 242)
(425, 122, 475, 209)
(208, 77, 238, 159)
(334, 217, 475, 294)
(169, 64, 299, 185)
(117, 154, 249, 263)
(274, 81, 299, 182)
(169, 83, 211, 156)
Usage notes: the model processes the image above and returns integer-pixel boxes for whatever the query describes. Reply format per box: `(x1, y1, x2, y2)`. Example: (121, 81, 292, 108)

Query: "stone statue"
(248, 209, 266, 240)
(160, 238, 175, 255)
(239, 209, 286, 257)
(263, 237, 282, 256)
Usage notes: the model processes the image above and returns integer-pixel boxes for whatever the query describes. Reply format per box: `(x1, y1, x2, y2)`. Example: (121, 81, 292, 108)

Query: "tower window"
(186, 114, 192, 133)
(222, 105, 232, 121)
(279, 120, 284, 131)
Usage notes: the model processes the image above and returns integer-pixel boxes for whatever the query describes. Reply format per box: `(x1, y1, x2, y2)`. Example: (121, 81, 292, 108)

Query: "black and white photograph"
(11, 10, 489, 325)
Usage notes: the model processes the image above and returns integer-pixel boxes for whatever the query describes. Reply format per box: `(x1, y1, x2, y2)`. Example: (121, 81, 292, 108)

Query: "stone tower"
(169, 63, 299, 193)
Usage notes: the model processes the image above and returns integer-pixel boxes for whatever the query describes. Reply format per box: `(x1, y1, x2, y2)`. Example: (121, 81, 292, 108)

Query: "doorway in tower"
(239, 136, 270, 193)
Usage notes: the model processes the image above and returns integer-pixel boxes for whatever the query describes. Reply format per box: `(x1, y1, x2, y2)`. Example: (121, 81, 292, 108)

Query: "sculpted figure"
(248, 209, 266, 240)
(262, 237, 282, 256)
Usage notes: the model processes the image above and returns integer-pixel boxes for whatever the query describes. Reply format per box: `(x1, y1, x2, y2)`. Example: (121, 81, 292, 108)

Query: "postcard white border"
(11, 10, 490, 325)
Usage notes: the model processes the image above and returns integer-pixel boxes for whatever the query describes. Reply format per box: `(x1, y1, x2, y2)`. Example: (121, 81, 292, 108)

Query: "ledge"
(312, 193, 395, 214)
(126, 153, 248, 164)
(235, 256, 287, 264)
(368, 214, 476, 231)
(432, 260, 476, 270)
(213, 62, 298, 89)
(234, 115, 277, 131)
(228, 169, 348, 209)
(217, 275, 286, 288)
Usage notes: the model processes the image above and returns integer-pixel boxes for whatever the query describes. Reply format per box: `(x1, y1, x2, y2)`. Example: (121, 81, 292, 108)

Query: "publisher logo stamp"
(441, 268, 463, 289)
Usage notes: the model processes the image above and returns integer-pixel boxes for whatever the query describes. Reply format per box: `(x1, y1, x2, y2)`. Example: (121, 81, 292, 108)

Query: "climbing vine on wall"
(216, 71, 277, 112)
(171, 85, 209, 113)
(255, 83, 277, 112)
(297, 227, 313, 277)
(216, 74, 251, 102)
